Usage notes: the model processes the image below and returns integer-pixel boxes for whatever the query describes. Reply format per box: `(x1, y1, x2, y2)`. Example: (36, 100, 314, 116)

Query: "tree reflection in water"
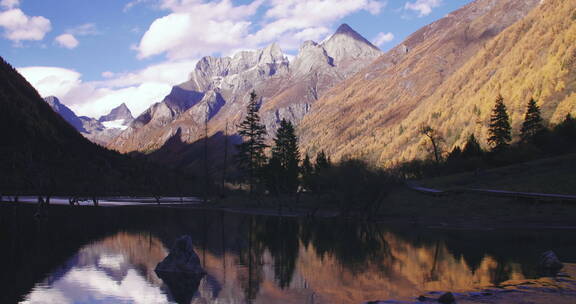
(4, 206, 573, 304)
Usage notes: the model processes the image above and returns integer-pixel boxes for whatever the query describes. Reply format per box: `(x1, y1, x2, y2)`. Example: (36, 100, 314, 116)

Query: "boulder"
(418, 295, 431, 302)
(156, 235, 206, 304)
(438, 292, 455, 304)
(539, 251, 564, 275)
(156, 235, 205, 275)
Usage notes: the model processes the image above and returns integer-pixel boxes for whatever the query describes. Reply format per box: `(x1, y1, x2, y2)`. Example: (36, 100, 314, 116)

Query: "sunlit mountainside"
(299, 0, 576, 164)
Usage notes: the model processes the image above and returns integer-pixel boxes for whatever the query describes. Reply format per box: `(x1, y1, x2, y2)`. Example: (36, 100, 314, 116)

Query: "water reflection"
(21, 232, 170, 303)
(10, 208, 573, 304)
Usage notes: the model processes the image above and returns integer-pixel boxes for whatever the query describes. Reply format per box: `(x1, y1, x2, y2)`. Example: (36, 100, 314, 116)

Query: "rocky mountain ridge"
(108, 23, 382, 154)
(99, 103, 134, 125)
(43, 96, 134, 146)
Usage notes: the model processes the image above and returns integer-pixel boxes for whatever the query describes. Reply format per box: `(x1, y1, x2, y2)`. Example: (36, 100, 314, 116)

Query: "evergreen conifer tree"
(555, 114, 576, 139)
(269, 119, 300, 193)
(236, 91, 268, 195)
(314, 150, 331, 172)
(487, 94, 512, 152)
(520, 98, 544, 142)
(301, 154, 314, 191)
(462, 134, 484, 158)
(447, 146, 462, 161)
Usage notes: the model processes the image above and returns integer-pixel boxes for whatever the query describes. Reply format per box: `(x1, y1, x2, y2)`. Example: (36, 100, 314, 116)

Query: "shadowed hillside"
(0, 56, 194, 196)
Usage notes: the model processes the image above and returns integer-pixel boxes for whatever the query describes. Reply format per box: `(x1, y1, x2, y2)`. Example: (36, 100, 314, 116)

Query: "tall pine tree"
(236, 91, 268, 195)
(487, 94, 512, 152)
(520, 98, 544, 142)
(301, 154, 314, 191)
(268, 119, 300, 194)
(461, 134, 483, 158)
(314, 150, 331, 172)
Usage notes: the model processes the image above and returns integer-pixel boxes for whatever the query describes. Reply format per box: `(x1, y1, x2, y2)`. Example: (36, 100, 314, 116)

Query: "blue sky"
(0, 0, 473, 117)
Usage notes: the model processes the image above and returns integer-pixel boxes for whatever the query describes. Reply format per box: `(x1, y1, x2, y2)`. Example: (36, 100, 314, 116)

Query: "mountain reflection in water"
(21, 232, 169, 303)
(4, 207, 573, 304)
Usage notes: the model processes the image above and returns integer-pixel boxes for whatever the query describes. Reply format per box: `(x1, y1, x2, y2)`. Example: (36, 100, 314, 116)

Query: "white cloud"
(51, 24, 99, 50)
(99, 59, 197, 88)
(0, 0, 19, 9)
(69, 82, 174, 118)
(0, 8, 51, 42)
(137, 0, 386, 59)
(138, 13, 252, 59)
(264, 0, 382, 21)
(137, 0, 263, 59)
(67, 23, 99, 36)
(101, 71, 115, 78)
(372, 31, 394, 46)
(17, 66, 82, 98)
(249, 0, 385, 50)
(366, 0, 385, 15)
(18, 59, 197, 118)
(55, 34, 79, 49)
(404, 0, 442, 17)
(124, 0, 151, 12)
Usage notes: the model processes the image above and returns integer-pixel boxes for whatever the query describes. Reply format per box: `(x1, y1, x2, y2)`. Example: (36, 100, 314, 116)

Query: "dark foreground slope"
(0, 57, 194, 196)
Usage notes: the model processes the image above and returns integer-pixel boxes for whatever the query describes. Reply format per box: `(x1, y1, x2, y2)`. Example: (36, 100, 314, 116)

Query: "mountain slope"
(390, 0, 576, 161)
(0, 57, 190, 195)
(1, 57, 104, 194)
(298, 0, 551, 164)
(44, 96, 86, 132)
(108, 24, 382, 156)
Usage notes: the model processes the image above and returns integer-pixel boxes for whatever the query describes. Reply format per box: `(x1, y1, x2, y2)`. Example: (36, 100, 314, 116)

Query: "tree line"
(406, 94, 576, 178)
(233, 91, 400, 216)
(235, 91, 334, 196)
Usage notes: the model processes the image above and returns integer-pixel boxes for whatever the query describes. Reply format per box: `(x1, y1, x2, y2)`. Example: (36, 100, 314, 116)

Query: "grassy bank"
(208, 188, 576, 229)
(422, 153, 576, 194)
(208, 154, 576, 228)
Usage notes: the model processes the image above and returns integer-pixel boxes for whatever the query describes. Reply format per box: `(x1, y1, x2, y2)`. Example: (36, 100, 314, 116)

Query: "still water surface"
(1, 204, 575, 304)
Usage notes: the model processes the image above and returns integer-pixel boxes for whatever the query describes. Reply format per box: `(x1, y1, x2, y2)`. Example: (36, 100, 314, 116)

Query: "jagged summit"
(108, 24, 383, 154)
(335, 23, 354, 34)
(44, 96, 86, 132)
(99, 103, 134, 123)
(330, 23, 380, 50)
(320, 24, 382, 77)
(44, 95, 61, 108)
(257, 42, 286, 65)
(334, 23, 366, 39)
(43, 97, 135, 145)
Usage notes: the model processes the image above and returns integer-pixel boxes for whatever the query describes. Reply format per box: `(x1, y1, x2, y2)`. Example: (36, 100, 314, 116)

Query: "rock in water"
(156, 235, 205, 274)
(438, 292, 455, 304)
(156, 235, 206, 304)
(418, 295, 430, 302)
(539, 251, 564, 275)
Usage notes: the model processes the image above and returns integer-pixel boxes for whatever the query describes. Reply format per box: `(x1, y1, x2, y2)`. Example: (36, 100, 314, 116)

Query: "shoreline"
(4, 193, 576, 231)
(374, 263, 576, 304)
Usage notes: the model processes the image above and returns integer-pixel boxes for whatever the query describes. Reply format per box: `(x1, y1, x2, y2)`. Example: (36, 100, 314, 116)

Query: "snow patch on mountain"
(102, 119, 129, 130)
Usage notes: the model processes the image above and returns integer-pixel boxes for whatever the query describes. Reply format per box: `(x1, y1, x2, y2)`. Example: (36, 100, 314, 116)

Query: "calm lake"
(1, 203, 575, 304)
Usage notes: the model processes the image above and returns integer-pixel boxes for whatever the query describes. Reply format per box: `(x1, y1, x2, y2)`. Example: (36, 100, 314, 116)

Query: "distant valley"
(44, 96, 134, 146)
